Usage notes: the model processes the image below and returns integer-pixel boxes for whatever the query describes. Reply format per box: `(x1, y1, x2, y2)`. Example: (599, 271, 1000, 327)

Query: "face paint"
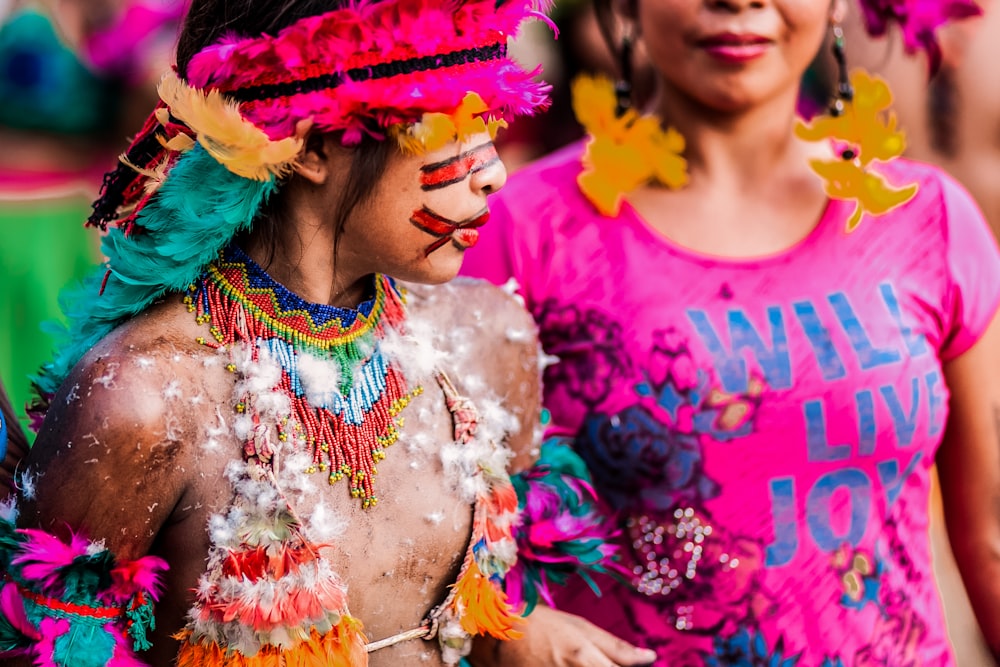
(419, 142, 500, 191)
(410, 206, 490, 256)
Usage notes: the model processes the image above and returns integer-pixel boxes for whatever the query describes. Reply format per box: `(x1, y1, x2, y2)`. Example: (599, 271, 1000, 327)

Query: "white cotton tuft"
(202, 351, 224, 368)
(500, 277, 522, 297)
(505, 327, 533, 343)
(92, 362, 119, 389)
(424, 511, 445, 526)
(255, 389, 291, 419)
(17, 471, 38, 500)
(380, 320, 446, 383)
(208, 513, 237, 547)
(0, 496, 18, 521)
(163, 380, 182, 400)
(252, 347, 284, 391)
(305, 502, 348, 542)
(540, 352, 560, 370)
(206, 407, 227, 437)
(297, 353, 342, 407)
(134, 356, 154, 370)
(233, 414, 255, 441)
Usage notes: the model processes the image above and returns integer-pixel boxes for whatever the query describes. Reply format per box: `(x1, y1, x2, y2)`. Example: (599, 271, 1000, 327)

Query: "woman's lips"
(697, 33, 773, 64)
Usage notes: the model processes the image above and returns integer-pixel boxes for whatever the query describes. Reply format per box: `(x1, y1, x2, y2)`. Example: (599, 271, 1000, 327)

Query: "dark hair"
(176, 0, 393, 265)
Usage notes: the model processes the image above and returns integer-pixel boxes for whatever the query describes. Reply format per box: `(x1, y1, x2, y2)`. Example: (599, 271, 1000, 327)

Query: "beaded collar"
(187, 244, 419, 507)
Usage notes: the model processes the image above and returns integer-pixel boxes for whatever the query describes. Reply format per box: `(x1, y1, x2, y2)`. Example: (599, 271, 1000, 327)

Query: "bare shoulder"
(22, 298, 234, 557)
(401, 278, 541, 470)
(403, 277, 537, 340)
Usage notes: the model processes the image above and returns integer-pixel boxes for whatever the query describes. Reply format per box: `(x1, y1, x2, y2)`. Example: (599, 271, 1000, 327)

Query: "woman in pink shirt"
(463, 0, 1000, 664)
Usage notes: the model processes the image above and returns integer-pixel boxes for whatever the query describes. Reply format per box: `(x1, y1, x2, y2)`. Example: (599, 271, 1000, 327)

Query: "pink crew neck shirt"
(462, 142, 1000, 666)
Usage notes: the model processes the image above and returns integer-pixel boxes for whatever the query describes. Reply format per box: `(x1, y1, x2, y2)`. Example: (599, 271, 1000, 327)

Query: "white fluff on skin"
(505, 327, 533, 343)
(92, 362, 119, 389)
(16, 471, 38, 501)
(233, 414, 255, 441)
(539, 352, 560, 370)
(296, 353, 342, 406)
(202, 351, 224, 368)
(424, 511, 445, 526)
(0, 496, 18, 521)
(254, 389, 291, 421)
(207, 511, 239, 548)
(134, 355, 155, 370)
(380, 321, 446, 384)
(206, 407, 227, 438)
(240, 347, 282, 395)
(163, 380, 182, 400)
(305, 502, 348, 543)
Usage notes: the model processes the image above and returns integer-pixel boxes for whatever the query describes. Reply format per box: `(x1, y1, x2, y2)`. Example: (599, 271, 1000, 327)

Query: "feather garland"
(0, 513, 168, 666)
(506, 438, 620, 614)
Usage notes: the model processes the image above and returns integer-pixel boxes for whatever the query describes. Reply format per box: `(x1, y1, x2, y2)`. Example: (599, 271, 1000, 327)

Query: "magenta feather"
(11, 529, 92, 595)
(184, 0, 553, 143)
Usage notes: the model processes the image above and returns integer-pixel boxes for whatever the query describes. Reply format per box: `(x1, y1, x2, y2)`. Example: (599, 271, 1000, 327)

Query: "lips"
(451, 228, 481, 249)
(697, 32, 773, 63)
(698, 32, 771, 47)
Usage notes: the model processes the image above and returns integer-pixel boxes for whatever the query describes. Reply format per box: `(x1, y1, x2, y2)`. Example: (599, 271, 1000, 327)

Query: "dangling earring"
(614, 31, 634, 117)
(794, 23, 918, 232)
(828, 24, 854, 117)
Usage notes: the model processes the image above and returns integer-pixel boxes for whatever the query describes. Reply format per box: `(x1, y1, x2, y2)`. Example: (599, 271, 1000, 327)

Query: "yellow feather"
(157, 71, 302, 181)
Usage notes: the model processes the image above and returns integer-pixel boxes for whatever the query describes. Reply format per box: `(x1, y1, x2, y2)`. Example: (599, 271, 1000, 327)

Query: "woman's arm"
(937, 309, 1000, 662)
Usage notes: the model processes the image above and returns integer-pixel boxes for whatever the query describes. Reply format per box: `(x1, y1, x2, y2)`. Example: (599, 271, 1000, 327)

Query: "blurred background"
(0, 0, 994, 662)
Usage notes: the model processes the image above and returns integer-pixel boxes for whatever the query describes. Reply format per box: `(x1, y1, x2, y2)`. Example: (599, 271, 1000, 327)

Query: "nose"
(707, 0, 767, 11)
(469, 141, 507, 195)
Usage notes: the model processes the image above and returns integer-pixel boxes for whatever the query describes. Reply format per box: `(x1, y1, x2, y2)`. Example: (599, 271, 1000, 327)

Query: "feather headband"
(186, 0, 553, 145)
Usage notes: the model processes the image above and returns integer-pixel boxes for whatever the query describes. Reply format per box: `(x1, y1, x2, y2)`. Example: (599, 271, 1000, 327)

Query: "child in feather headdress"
(0, 1, 650, 666)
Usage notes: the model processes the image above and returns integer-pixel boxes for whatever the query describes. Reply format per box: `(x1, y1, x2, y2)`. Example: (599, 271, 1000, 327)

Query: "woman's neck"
(651, 84, 818, 191)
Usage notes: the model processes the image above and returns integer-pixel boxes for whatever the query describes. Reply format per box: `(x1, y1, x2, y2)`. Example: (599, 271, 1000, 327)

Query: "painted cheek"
(409, 207, 489, 256)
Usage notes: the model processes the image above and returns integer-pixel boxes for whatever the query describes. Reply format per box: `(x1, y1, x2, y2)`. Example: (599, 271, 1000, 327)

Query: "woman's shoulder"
(878, 157, 990, 241)
(882, 157, 974, 208)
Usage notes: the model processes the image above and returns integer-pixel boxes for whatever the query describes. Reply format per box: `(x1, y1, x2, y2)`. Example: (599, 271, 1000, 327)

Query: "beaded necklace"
(187, 244, 420, 507)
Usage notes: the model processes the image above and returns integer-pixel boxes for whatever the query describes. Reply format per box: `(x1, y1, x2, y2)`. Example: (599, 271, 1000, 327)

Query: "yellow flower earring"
(573, 29, 688, 217)
(796, 25, 918, 232)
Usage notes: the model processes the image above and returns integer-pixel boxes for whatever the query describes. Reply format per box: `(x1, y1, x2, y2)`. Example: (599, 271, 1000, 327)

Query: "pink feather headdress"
(184, 0, 553, 145)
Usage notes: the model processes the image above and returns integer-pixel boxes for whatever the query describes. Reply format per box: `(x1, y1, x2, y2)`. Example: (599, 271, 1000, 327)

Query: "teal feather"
(125, 594, 156, 652)
(0, 517, 24, 571)
(0, 612, 30, 653)
(34, 145, 278, 397)
(51, 622, 117, 667)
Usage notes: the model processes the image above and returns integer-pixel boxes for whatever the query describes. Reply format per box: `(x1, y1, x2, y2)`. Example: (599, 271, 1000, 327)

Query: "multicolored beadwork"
(187, 244, 420, 508)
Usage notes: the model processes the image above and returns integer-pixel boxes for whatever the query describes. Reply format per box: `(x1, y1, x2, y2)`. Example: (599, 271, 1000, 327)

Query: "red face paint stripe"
(410, 207, 456, 237)
(420, 143, 499, 191)
(411, 206, 491, 257)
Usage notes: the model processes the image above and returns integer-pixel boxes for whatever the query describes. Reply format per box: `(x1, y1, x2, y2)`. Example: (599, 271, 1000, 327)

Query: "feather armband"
(0, 512, 168, 667)
(506, 438, 619, 614)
